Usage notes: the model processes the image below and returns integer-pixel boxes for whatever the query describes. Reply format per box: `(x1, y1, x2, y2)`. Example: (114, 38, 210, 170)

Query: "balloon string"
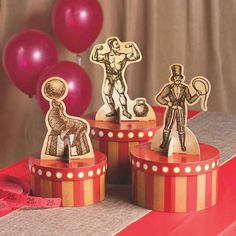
(76, 54, 81, 65)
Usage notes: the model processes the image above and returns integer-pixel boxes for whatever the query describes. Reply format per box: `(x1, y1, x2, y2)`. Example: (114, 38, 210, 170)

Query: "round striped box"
(29, 151, 107, 207)
(131, 143, 219, 212)
(83, 112, 163, 184)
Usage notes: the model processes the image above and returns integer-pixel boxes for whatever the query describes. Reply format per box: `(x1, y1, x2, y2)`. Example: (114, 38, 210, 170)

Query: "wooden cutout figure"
(41, 77, 94, 161)
(151, 64, 211, 157)
(90, 36, 156, 121)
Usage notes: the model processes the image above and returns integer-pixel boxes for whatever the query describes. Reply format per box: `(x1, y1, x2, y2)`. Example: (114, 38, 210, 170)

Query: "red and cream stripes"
(131, 143, 219, 212)
(83, 112, 162, 184)
(29, 152, 107, 207)
(90, 128, 158, 184)
(132, 168, 218, 212)
(91, 139, 141, 184)
(31, 173, 105, 207)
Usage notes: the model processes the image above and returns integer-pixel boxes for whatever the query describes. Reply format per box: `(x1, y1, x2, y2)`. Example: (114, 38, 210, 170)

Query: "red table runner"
(118, 157, 236, 235)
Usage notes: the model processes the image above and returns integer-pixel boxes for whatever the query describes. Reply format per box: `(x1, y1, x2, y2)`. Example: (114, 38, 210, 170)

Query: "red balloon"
(36, 61, 92, 116)
(52, 0, 103, 53)
(3, 29, 58, 96)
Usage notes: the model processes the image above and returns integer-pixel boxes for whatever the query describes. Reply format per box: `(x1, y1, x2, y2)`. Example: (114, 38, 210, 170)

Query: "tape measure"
(0, 174, 61, 211)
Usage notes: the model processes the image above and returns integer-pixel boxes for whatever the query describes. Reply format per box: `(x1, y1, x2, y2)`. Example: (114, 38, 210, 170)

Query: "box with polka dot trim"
(131, 143, 219, 212)
(83, 112, 164, 184)
(29, 151, 107, 207)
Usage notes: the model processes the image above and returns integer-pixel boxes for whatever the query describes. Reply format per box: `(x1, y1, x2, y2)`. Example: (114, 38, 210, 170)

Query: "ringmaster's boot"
(106, 103, 117, 117)
(160, 130, 170, 149)
(121, 105, 132, 119)
(178, 132, 186, 151)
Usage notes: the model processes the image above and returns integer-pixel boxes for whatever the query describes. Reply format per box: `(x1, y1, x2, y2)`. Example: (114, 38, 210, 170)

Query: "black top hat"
(170, 64, 184, 81)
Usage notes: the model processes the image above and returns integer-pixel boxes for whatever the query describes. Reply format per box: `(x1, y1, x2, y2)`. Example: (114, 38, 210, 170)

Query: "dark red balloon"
(36, 61, 92, 116)
(52, 0, 103, 53)
(3, 29, 58, 96)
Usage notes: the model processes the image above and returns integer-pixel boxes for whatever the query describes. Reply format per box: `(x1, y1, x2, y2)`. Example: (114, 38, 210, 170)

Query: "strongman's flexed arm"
(91, 45, 105, 63)
(125, 43, 141, 61)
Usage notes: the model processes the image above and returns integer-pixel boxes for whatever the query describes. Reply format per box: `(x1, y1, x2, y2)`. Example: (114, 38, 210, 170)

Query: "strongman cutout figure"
(90, 36, 156, 122)
(153, 64, 211, 155)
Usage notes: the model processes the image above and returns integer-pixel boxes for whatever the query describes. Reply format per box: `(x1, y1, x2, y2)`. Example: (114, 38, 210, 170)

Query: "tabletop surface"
(0, 111, 236, 235)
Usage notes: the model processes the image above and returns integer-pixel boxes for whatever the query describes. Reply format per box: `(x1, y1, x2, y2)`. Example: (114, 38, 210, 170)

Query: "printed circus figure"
(155, 64, 204, 152)
(90, 37, 141, 119)
(41, 77, 94, 161)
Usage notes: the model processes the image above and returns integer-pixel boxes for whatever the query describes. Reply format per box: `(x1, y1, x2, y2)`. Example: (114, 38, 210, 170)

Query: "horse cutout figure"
(90, 36, 156, 122)
(151, 64, 211, 157)
(41, 77, 94, 161)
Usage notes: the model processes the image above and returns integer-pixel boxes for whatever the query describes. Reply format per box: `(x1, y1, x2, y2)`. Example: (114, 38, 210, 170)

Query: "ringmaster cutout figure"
(91, 37, 141, 119)
(156, 64, 202, 152)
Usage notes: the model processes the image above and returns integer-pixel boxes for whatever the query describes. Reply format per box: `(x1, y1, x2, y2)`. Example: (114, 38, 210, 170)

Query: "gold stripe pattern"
(211, 170, 217, 206)
(175, 176, 187, 212)
(197, 174, 206, 211)
(100, 174, 105, 200)
(62, 181, 74, 207)
(153, 175, 165, 211)
(108, 142, 119, 182)
(40, 179, 52, 198)
(136, 170, 146, 207)
(84, 179, 94, 205)
(128, 142, 139, 159)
